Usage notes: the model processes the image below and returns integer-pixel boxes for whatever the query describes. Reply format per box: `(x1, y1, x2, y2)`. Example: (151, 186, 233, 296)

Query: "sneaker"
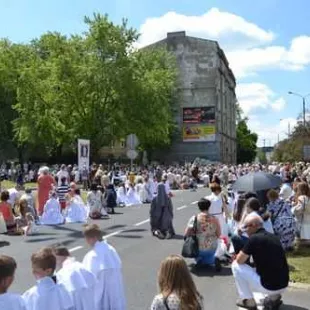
(215, 257, 222, 272)
(154, 230, 165, 239)
(263, 295, 282, 309)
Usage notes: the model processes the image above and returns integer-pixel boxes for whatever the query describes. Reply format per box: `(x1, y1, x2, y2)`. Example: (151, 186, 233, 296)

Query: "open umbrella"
(232, 171, 282, 192)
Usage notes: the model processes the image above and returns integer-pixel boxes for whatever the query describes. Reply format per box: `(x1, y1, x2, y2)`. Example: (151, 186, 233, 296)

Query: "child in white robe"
(82, 224, 126, 310)
(23, 248, 74, 310)
(0, 255, 26, 310)
(116, 183, 128, 206)
(55, 247, 96, 310)
(126, 184, 141, 206)
(40, 192, 64, 225)
(65, 190, 88, 223)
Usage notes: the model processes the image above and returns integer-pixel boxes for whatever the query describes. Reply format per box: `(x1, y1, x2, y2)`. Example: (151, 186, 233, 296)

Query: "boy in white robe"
(0, 255, 26, 310)
(82, 224, 126, 310)
(54, 246, 97, 310)
(23, 247, 74, 310)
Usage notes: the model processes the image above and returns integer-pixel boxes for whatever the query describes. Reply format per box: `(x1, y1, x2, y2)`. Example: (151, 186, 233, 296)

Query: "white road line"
(191, 201, 198, 205)
(69, 246, 83, 253)
(134, 219, 150, 226)
(177, 205, 188, 210)
(103, 230, 125, 239)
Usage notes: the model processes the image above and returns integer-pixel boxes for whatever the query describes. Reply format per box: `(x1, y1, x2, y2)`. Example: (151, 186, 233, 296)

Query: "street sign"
(126, 134, 139, 150)
(303, 145, 310, 161)
(126, 149, 138, 160)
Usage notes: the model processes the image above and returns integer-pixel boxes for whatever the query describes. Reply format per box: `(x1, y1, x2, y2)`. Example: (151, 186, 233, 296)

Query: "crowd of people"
(0, 161, 310, 309)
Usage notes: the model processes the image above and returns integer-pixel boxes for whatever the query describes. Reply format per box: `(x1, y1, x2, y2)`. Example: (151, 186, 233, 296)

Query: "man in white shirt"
(0, 255, 26, 310)
(82, 224, 126, 310)
(55, 246, 97, 310)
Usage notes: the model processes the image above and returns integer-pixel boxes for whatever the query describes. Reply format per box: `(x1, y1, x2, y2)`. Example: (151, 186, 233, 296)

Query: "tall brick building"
(148, 31, 237, 164)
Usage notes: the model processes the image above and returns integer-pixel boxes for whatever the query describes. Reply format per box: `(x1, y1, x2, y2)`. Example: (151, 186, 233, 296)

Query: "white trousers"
(231, 261, 286, 300)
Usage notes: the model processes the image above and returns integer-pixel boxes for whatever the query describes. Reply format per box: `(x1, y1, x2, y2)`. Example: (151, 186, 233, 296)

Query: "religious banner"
(78, 139, 90, 171)
(182, 107, 216, 142)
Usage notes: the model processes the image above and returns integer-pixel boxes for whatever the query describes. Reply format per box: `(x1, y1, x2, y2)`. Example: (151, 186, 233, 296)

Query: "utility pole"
(288, 122, 291, 136)
(303, 97, 306, 127)
(288, 91, 310, 127)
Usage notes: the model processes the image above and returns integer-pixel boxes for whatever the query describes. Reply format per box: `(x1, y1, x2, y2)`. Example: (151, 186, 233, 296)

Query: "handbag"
(182, 216, 199, 258)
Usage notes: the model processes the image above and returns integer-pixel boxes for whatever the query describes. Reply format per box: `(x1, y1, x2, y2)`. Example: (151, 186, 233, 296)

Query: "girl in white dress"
(116, 183, 128, 206)
(86, 184, 109, 219)
(40, 192, 64, 225)
(65, 190, 88, 223)
(126, 184, 141, 206)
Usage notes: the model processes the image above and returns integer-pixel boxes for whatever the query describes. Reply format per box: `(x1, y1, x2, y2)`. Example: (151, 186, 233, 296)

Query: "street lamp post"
(288, 91, 310, 127)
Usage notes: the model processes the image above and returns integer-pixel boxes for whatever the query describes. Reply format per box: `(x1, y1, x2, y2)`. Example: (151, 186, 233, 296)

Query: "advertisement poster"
(183, 124, 216, 142)
(182, 107, 216, 142)
(183, 107, 215, 124)
(78, 139, 90, 171)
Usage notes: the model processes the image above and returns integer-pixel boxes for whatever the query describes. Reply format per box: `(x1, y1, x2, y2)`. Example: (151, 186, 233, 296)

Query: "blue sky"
(1, 0, 310, 146)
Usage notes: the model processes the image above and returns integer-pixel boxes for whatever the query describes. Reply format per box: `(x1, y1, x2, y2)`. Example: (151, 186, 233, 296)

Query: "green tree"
(273, 122, 310, 162)
(236, 119, 258, 164)
(1, 13, 178, 162)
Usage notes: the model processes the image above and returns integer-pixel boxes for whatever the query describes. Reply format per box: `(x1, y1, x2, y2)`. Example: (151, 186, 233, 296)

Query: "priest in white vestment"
(0, 255, 26, 310)
(22, 248, 74, 310)
(55, 246, 97, 310)
(82, 224, 126, 310)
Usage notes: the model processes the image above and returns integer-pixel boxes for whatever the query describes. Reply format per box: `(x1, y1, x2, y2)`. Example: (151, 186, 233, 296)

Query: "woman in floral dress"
(266, 189, 296, 250)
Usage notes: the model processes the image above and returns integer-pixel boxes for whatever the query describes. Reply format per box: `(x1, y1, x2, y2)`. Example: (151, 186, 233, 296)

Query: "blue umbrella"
(232, 171, 282, 192)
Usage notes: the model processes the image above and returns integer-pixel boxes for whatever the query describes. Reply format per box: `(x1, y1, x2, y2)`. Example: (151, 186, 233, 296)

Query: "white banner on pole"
(78, 139, 90, 171)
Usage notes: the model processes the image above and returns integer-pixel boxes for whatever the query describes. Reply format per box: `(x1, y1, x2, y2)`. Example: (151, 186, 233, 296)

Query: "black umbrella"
(232, 171, 282, 192)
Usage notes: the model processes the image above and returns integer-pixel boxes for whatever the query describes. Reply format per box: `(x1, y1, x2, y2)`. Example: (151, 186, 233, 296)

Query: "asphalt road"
(0, 188, 309, 310)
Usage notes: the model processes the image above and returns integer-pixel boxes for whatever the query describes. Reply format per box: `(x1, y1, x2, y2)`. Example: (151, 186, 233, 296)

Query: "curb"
(289, 282, 310, 290)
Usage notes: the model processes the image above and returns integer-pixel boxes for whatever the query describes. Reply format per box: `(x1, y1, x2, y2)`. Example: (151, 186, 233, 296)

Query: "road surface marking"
(134, 219, 150, 226)
(177, 205, 187, 210)
(191, 201, 198, 205)
(103, 230, 125, 239)
(69, 246, 83, 253)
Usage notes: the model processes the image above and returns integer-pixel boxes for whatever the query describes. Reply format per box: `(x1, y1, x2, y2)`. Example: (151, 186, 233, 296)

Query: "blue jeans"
(196, 249, 216, 265)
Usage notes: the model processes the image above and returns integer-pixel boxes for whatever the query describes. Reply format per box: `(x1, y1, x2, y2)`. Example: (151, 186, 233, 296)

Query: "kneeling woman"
(185, 198, 221, 271)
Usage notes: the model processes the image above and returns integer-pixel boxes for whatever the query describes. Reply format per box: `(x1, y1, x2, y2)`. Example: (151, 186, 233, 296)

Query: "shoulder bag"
(181, 216, 199, 258)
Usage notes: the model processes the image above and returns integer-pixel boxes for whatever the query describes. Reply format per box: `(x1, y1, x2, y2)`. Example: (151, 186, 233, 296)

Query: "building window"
(120, 140, 126, 148)
(110, 140, 115, 148)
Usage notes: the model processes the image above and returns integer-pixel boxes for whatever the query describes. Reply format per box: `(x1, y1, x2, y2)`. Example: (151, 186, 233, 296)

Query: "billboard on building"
(182, 107, 216, 142)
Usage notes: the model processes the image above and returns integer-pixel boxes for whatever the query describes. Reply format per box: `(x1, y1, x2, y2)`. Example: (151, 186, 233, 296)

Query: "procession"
(0, 160, 310, 309)
(1, 1, 310, 310)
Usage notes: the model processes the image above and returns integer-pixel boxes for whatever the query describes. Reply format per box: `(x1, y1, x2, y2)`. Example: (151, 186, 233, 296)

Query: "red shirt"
(0, 202, 14, 222)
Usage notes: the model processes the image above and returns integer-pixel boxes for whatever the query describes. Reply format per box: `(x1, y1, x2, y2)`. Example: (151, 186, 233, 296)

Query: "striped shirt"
(57, 185, 69, 202)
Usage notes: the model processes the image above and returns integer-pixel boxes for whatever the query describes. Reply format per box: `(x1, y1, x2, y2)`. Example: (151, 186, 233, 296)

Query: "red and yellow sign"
(183, 124, 216, 142)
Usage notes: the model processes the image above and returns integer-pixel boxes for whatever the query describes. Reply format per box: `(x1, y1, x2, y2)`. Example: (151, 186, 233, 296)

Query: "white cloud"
(247, 117, 297, 147)
(137, 8, 274, 49)
(227, 36, 310, 78)
(236, 83, 286, 114)
(137, 8, 310, 79)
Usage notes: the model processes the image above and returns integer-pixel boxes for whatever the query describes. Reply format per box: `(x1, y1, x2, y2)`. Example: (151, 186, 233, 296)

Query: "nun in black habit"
(150, 183, 175, 239)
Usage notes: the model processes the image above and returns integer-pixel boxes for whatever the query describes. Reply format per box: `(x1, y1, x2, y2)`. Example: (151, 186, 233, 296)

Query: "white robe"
(40, 198, 64, 225)
(0, 293, 26, 310)
(126, 187, 141, 206)
(66, 196, 88, 223)
(117, 187, 128, 205)
(56, 257, 97, 310)
(83, 241, 126, 310)
(23, 277, 74, 310)
(206, 193, 229, 237)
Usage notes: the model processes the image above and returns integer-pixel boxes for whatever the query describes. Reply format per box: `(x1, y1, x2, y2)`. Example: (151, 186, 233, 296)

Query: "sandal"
(236, 299, 258, 310)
